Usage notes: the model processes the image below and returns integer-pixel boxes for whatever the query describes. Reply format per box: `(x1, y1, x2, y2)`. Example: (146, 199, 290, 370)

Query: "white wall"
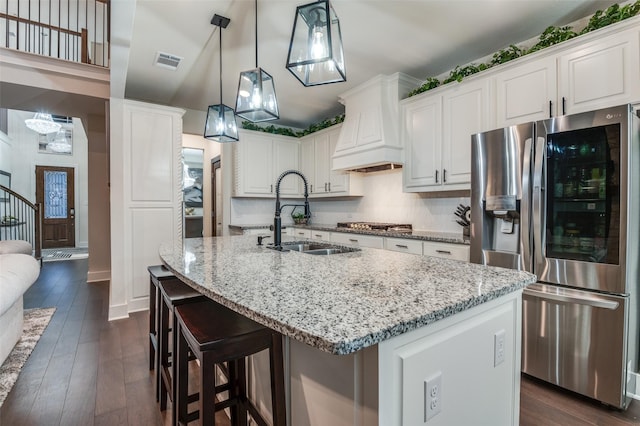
(6, 109, 89, 247)
(230, 168, 469, 234)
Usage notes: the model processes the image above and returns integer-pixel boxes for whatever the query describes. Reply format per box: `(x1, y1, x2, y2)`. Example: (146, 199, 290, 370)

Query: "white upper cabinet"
(233, 130, 300, 198)
(495, 56, 557, 127)
(558, 28, 640, 115)
(402, 78, 491, 192)
(495, 22, 640, 127)
(300, 125, 362, 198)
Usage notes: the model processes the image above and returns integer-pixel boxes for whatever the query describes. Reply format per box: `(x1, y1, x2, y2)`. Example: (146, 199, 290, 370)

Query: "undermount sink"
(275, 241, 361, 255)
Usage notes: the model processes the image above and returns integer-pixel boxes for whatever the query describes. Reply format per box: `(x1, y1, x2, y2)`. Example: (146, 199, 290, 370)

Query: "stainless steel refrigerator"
(470, 104, 640, 409)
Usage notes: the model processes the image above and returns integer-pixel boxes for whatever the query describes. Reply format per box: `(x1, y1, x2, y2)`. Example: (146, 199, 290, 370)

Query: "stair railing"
(0, 185, 42, 259)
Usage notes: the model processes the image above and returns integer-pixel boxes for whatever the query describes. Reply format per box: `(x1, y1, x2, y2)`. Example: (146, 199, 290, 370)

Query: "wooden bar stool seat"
(158, 278, 207, 411)
(175, 299, 286, 426)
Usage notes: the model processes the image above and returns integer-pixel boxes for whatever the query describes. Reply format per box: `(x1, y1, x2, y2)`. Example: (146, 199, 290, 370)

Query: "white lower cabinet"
(330, 232, 384, 249)
(384, 237, 423, 255)
(423, 241, 470, 261)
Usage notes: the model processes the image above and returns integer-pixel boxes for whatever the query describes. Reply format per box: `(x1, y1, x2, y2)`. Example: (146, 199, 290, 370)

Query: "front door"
(36, 166, 75, 248)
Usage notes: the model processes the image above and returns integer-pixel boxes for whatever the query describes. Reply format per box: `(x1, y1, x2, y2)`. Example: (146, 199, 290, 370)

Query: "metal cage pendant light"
(204, 15, 238, 142)
(235, 0, 279, 122)
(286, 0, 346, 87)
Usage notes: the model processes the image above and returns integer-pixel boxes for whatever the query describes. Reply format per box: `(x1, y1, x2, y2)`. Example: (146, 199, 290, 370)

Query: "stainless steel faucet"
(273, 170, 310, 249)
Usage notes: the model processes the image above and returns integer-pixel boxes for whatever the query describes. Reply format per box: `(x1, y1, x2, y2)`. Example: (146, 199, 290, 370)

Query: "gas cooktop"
(336, 222, 413, 232)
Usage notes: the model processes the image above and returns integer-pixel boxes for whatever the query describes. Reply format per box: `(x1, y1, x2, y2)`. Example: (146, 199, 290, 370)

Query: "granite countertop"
(229, 223, 468, 244)
(159, 235, 535, 355)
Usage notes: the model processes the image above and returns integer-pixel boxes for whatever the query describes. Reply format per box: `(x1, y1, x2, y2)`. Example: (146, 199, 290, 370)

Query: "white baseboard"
(87, 270, 110, 283)
(108, 303, 129, 321)
(128, 296, 149, 314)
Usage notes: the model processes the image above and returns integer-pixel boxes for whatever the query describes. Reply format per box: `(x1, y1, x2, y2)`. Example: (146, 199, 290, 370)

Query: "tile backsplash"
(230, 169, 469, 234)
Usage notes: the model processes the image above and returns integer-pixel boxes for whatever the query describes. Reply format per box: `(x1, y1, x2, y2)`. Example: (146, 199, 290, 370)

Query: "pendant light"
(204, 14, 238, 142)
(286, 0, 346, 87)
(235, 0, 279, 122)
(25, 112, 61, 134)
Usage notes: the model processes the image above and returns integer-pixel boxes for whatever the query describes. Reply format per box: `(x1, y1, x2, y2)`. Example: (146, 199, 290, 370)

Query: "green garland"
(241, 114, 345, 138)
(407, 1, 640, 98)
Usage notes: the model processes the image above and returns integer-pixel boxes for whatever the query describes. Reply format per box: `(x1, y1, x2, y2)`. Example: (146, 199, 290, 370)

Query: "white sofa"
(0, 253, 40, 365)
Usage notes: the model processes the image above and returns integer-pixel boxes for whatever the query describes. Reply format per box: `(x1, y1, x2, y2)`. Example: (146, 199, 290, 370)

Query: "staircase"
(0, 185, 42, 260)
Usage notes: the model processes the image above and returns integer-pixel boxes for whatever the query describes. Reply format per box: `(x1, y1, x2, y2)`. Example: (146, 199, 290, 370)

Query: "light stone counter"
(159, 235, 534, 355)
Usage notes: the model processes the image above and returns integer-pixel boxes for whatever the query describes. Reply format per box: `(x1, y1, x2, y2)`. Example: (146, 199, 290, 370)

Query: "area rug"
(0, 307, 56, 407)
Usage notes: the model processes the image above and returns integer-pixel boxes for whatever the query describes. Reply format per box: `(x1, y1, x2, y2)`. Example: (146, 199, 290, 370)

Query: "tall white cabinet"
(109, 99, 184, 320)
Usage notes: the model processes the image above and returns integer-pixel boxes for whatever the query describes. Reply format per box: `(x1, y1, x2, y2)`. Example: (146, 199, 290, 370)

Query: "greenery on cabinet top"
(241, 114, 344, 138)
(407, 1, 640, 97)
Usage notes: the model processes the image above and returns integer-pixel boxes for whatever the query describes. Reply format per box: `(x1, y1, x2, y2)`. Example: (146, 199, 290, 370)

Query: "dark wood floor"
(1, 259, 640, 425)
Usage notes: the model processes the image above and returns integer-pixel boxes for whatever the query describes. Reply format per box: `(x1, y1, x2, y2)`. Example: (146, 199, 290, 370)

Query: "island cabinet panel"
(379, 292, 522, 426)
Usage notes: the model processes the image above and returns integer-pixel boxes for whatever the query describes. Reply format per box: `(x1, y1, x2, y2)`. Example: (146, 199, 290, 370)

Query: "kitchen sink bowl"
(273, 241, 361, 255)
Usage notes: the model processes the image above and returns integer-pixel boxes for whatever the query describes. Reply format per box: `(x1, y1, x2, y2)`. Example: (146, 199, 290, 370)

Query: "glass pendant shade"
(286, 0, 346, 86)
(204, 104, 238, 142)
(25, 112, 61, 134)
(203, 14, 238, 143)
(235, 67, 279, 122)
(47, 128, 72, 153)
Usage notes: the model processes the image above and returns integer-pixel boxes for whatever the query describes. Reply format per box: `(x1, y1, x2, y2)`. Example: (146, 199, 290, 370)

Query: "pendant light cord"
(219, 26, 223, 104)
(254, 0, 258, 68)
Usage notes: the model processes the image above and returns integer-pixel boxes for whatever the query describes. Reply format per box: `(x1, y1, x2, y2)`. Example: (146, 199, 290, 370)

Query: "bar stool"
(148, 265, 178, 401)
(158, 278, 208, 412)
(174, 299, 286, 426)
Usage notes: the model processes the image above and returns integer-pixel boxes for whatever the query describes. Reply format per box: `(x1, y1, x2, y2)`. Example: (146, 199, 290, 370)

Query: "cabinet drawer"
(384, 237, 423, 255)
(423, 241, 470, 261)
(331, 232, 384, 249)
(291, 228, 311, 239)
(309, 230, 331, 242)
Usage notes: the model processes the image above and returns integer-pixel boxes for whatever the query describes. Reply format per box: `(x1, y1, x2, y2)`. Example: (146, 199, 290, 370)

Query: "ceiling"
(122, 0, 620, 131)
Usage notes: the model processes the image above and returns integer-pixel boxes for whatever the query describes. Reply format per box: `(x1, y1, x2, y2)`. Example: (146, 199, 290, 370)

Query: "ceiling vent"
(154, 51, 182, 70)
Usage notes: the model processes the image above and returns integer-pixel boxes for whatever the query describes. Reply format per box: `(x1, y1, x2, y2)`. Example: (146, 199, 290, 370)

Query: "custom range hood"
(332, 73, 421, 172)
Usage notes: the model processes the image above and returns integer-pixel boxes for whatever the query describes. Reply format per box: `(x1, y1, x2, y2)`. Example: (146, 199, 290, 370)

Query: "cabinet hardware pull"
(549, 100, 552, 118)
(435, 250, 452, 254)
(315, 234, 322, 237)
(395, 244, 408, 249)
(310, 184, 313, 193)
(328, 182, 331, 192)
(562, 97, 566, 115)
(324, 182, 328, 192)
(443, 169, 447, 183)
(270, 184, 273, 193)
(349, 239, 358, 242)
(298, 232, 305, 235)
(435, 169, 439, 183)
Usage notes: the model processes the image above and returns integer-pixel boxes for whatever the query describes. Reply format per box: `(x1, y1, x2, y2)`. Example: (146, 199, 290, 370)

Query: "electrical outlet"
(494, 329, 505, 366)
(424, 372, 442, 422)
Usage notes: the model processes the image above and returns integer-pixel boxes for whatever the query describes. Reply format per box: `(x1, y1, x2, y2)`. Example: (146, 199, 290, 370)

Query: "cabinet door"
(558, 29, 640, 115)
(240, 132, 274, 195)
(274, 138, 300, 196)
(442, 79, 490, 188)
(402, 95, 441, 191)
(495, 56, 557, 127)
(300, 139, 316, 194)
(328, 127, 349, 193)
(314, 133, 331, 194)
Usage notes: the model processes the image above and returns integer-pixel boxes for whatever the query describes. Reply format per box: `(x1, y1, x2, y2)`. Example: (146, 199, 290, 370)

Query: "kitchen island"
(159, 235, 535, 425)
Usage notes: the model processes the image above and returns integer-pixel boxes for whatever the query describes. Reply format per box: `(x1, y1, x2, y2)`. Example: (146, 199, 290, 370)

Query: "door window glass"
(545, 124, 620, 265)
(44, 170, 68, 219)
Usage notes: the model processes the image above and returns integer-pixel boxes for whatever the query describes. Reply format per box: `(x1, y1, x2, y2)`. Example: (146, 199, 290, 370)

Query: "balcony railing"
(0, 0, 109, 67)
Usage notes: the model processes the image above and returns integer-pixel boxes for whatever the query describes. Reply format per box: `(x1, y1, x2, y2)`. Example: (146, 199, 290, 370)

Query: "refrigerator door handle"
(532, 135, 546, 268)
(524, 287, 619, 310)
(521, 136, 533, 271)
